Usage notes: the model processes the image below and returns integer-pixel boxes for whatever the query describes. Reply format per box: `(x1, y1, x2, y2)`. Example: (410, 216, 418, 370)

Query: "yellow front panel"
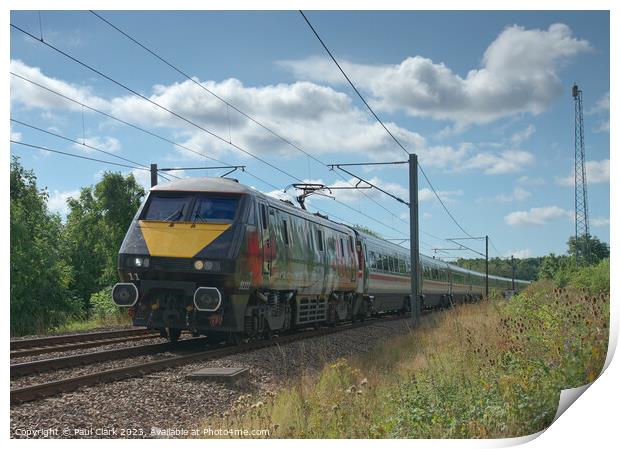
(139, 221, 231, 258)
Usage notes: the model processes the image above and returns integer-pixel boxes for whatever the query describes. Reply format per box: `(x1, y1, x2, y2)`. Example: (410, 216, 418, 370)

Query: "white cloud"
(10, 59, 108, 111)
(459, 149, 534, 175)
(510, 124, 535, 145)
(556, 159, 610, 186)
(505, 206, 571, 226)
(493, 186, 532, 203)
(47, 189, 80, 217)
(591, 217, 610, 227)
(419, 188, 463, 203)
(587, 92, 609, 115)
(10, 60, 532, 176)
(505, 249, 533, 259)
(281, 23, 590, 125)
(72, 136, 121, 153)
(422, 212, 432, 220)
(587, 92, 609, 133)
(10, 127, 22, 142)
(517, 175, 545, 186)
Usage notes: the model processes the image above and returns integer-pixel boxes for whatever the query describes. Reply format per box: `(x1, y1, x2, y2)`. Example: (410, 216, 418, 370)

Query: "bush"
(203, 261, 610, 438)
(89, 286, 121, 319)
(567, 258, 610, 295)
(10, 157, 84, 335)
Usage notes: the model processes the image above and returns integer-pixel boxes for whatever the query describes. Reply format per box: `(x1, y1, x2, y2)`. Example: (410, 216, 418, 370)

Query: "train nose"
(112, 283, 139, 307)
(193, 287, 222, 312)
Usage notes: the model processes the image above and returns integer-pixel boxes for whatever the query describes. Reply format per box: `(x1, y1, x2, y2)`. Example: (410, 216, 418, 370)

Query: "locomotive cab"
(113, 178, 255, 341)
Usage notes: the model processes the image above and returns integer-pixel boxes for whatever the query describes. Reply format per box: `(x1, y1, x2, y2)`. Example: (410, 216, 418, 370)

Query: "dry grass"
(203, 260, 609, 439)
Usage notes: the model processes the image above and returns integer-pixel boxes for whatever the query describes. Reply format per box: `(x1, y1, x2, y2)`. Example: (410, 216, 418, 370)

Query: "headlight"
(193, 287, 222, 311)
(204, 260, 213, 270)
(127, 256, 149, 268)
(194, 260, 204, 270)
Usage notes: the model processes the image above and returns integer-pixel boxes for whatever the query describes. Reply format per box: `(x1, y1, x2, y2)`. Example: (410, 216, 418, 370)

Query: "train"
(112, 177, 529, 342)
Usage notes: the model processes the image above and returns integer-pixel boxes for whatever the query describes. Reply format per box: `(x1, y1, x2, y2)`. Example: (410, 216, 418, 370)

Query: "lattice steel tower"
(572, 84, 590, 265)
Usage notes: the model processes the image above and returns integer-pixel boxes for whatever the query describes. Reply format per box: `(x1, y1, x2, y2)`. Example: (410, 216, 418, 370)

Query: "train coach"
(112, 177, 529, 342)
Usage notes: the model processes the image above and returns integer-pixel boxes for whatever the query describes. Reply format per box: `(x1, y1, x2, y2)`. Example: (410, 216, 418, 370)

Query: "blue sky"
(9, 10, 610, 259)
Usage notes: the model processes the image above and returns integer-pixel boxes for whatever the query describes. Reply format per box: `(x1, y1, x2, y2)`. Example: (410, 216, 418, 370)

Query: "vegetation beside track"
(10, 157, 141, 336)
(205, 258, 609, 438)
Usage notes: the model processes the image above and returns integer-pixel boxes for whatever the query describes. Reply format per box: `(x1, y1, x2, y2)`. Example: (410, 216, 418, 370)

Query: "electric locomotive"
(112, 177, 529, 341)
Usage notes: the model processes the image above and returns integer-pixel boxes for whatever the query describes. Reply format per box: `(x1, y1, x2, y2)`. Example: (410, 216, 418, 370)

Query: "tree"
(10, 157, 80, 335)
(567, 234, 610, 265)
(64, 172, 145, 308)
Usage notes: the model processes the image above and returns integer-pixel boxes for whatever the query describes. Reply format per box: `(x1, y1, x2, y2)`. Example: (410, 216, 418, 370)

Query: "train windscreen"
(143, 195, 193, 222)
(142, 193, 240, 222)
(192, 196, 239, 222)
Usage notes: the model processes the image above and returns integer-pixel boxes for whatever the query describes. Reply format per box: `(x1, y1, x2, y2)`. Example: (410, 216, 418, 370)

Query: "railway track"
(10, 336, 207, 377)
(10, 329, 160, 359)
(10, 315, 409, 404)
(11, 328, 155, 350)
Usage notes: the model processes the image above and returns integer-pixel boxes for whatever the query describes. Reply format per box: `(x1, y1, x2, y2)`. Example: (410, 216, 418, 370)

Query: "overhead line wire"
(11, 140, 151, 171)
(11, 22, 413, 238)
(10, 71, 228, 167)
(299, 10, 474, 239)
(9, 118, 178, 178)
(88, 11, 412, 234)
(11, 70, 407, 237)
(11, 22, 303, 184)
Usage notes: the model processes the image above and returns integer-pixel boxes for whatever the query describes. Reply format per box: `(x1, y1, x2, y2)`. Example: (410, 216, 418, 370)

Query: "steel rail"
(10, 328, 156, 350)
(10, 334, 161, 359)
(11, 337, 209, 378)
(10, 315, 407, 404)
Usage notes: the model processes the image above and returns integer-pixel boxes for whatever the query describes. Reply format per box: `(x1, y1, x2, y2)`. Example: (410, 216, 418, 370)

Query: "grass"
(203, 259, 609, 438)
(51, 312, 131, 335)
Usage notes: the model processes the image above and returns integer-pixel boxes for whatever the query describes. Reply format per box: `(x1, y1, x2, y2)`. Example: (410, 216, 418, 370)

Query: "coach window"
(340, 238, 345, 257)
(282, 219, 290, 246)
(246, 201, 256, 225)
(308, 225, 314, 250)
(348, 236, 354, 253)
(260, 204, 268, 230)
(317, 229, 324, 252)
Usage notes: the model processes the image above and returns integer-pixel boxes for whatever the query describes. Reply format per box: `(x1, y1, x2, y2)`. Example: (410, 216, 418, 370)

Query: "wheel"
(167, 327, 182, 343)
(227, 332, 242, 346)
(263, 320, 273, 340)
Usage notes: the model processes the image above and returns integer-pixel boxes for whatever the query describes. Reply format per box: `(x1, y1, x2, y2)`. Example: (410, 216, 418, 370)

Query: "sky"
(9, 10, 610, 260)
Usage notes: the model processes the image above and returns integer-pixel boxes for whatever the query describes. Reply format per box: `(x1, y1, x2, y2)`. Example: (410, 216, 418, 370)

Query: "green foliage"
(64, 172, 145, 307)
(207, 262, 609, 438)
(10, 157, 82, 335)
(10, 159, 145, 335)
(89, 286, 121, 318)
(567, 258, 610, 295)
(567, 234, 610, 264)
(453, 256, 541, 281)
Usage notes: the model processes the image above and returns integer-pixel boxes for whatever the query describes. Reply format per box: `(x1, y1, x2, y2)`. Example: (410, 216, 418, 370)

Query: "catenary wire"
(299, 10, 474, 239)
(88, 10, 413, 233)
(11, 23, 303, 184)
